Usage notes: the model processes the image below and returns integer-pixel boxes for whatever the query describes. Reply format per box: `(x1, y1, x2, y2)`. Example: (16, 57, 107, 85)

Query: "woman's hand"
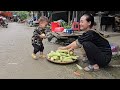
(68, 48, 74, 52)
(58, 47, 74, 51)
(58, 41, 78, 50)
(58, 47, 67, 50)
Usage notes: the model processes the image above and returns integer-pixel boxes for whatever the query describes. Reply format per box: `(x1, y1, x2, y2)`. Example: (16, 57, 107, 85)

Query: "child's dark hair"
(39, 16, 49, 23)
(83, 13, 95, 28)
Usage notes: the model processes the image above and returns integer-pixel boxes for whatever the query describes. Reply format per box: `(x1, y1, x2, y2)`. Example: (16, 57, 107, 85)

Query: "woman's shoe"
(84, 65, 100, 72)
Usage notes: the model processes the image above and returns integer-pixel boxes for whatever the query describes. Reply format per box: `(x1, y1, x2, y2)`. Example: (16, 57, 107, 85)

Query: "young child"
(31, 16, 49, 60)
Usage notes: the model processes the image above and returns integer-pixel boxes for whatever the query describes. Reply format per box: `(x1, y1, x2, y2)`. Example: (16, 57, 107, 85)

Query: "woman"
(58, 14, 112, 72)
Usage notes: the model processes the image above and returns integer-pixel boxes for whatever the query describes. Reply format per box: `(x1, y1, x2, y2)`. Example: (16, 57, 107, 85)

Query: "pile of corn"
(47, 50, 79, 63)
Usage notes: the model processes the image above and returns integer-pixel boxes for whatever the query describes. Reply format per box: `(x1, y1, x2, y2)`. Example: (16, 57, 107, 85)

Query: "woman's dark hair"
(83, 13, 95, 28)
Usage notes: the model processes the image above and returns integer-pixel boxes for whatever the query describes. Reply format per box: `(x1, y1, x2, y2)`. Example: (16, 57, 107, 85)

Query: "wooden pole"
(41, 11, 44, 16)
(68, 11, 71, 25)
(72, 11, 75, 22)
(76, 11, 77, 22)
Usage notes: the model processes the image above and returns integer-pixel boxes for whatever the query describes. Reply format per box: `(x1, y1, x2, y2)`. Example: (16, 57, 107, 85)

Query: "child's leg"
(39, 44, 45, 58)
(40, 52, 46, 58)
(32, 44, 40, 59)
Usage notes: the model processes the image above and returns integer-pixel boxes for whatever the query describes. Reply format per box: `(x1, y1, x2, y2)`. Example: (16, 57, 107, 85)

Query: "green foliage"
(64, 25, 71, 29)
(15, 11, 29, 20)
(60, 22, 71, 29)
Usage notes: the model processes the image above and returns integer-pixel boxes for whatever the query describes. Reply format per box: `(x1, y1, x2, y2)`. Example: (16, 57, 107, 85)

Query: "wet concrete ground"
(0, 22, 120, 79)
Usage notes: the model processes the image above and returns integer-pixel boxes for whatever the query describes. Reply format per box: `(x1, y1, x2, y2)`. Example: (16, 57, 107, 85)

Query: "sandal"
(84, 65, 100, 72)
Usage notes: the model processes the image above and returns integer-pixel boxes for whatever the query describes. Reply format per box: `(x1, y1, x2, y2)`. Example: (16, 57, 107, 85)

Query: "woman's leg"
(80, 46, 88, 62)
(82, 41, 110, 67)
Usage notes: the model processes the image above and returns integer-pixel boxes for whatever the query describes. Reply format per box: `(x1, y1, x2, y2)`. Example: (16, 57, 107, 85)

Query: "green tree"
(15, 11, 29, 20)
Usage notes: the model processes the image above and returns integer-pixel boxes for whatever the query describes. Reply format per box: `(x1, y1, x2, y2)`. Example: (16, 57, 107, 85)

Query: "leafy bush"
(16, 11, 29, 21)
(64, 25, 71, 29)
(60, 22, 71, 29)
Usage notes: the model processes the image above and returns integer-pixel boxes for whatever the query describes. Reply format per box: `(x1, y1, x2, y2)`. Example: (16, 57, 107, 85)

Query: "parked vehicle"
(27, 18, 39, 27)
(13, 15, 18, 22)
(0, 16, 8, 28)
